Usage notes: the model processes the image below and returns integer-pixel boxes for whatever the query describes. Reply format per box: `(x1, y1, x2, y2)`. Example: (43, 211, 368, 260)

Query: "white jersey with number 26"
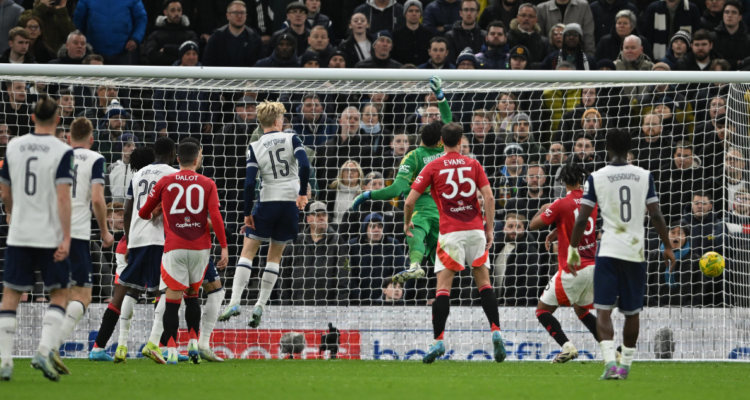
(581, 163, 658, 263)
(126, 163, 178, 248)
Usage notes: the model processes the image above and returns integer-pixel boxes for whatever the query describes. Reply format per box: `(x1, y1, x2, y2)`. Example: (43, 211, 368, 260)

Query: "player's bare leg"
(423, 269, 454, 364)
(596, 308, 620, 380)
(535, 301, 576, 363)
(90, 285, 141, 362)
(163, 287, 201, 365)
(248, 242, 285, 328)
(0, 288, 23, 381)
(199, 280, 225, 362)
(473, 267, 506, 362)
(219, 236, 260, 321)
(29, 287, 69, 382)
(614, 314, 639, 379)
(52, 286, 92, 373)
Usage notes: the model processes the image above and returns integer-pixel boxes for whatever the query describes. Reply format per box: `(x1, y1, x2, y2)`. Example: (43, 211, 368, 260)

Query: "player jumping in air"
(528, 161, 600, 363)
(219, 101, 309, 327)
(90, 138, 178, 362)
(569, 129, 675, 380)
(0, 96, 74, 381)
(352, 76, 452, 283)
(50, 117, 115, 374)
(139, 140, 228, 364)
(406, 122, 506, 364)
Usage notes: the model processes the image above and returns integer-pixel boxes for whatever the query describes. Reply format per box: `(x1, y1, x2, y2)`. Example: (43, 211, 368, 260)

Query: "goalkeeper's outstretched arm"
(430, 75, 452, 124)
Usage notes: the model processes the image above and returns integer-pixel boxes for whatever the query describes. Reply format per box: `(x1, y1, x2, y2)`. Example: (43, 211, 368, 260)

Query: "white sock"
(229, 258, 253, 305)
(117, 295, 136, 347)
(0, 311, 17, 368)
(148, 296, 166, 345)
(38, 305, 65, 355)
(620, 345, 636, 367)
(600, 340, 616, 365)
(58, 300, 85, 348)
(256, 262, 279, 307)
(199, 289, 224, 350)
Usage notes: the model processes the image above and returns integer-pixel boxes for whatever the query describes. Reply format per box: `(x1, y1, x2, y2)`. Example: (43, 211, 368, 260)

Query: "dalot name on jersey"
(176, 174, 199, 181)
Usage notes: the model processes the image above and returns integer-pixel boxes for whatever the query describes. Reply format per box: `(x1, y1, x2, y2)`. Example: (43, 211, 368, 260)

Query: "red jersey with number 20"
(138, 170, 228, 252)
(540, 189, 597, 273)
(411, 152, 490, 234)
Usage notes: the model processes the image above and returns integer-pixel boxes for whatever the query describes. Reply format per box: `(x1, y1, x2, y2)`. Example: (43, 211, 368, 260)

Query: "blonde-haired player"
(219, 101, 309, 327)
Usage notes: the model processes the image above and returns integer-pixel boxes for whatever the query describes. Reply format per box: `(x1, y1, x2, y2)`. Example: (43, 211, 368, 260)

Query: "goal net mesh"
(2, 71, 749, 361)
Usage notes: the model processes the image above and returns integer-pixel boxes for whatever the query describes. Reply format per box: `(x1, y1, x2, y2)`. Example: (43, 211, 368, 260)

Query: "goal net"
(1, 66, 749, 361)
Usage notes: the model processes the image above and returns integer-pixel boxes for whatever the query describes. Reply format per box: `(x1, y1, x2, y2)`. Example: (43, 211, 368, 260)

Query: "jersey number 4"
(439, 167, 476, 199)
(167, 183, 205, 214)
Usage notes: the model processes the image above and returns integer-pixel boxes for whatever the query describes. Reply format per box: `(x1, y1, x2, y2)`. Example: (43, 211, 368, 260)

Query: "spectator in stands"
(467, 109, 503, 175)
(328, 50, 347, 68)
(375, 132, 410, 181)
(571, 134, 605, 172)
(716, 151, 749, 212)
(503, 163, 551, 221)
(492, 92, 518, 134)
(695, 96, 727, 145)
(506, 112, 544, 163)
(57, 88, 75, 127)
(20, 1, 74, 55)
(202, 1, 263, 67)
(596, 10, 653, 63)
(658, 141, 705, 219)
(355, 30, 403, 68)
(77, 84, 117, 128)
(379, 281, 405, 304)
(0, 123, 9, 157)
(196, 0, 272, 44)
(713, 0, 750, 69)
(702, 115, 734, 174)
(536, 0, 596, 55)
(0, 0, 23, 54)
(280, 201, 346, 305)
(338, 13, 374, 67)
(545, 141, 568, 197)
(106, 202, 125, 233)
(354, 0, 405, 34)
(418, 37, 455, 69)
(676, 29, 721, 71)
(646, 222, 699, 307)
(321, 160, 364, 225)
(557, 87, 596, 150)
(359, 103, 390, 154)
(632, 112, 672, 172)
(346, 212, 406, 304)
(19, 16, 55, 64)
(270, 2, 310, 58)
(105, 134, 136, 203)
(681, 191, 719, 255)
(73, 0, 147, 65)
(641, 0, 701, 60)
(496, 144, 526, 201)
(456, 47, 478, 68)
(340, 171, 403, 243)
(476, 21, 509, 69)
(94, 102, 136, 163)
(0, 27, 34, 63)
(505, 44, 531, 69)
(506, 4, 553, 66)
(615, 35, 654, 70)
(494, 213, 541, 306)
(307, 25, 334, 67)
(292, 94, 335, 147)
(255, 33, 300, 67)
(304, 0, 334, 41)
(423, 0, 461, 36)
(445, 0, 485, 64)
(460, 136, 475, 158)
(222, 95, 257, 136)
(659, 30, 691, 69)
(540, 23, 595, 70)
(702, 0, 727, 30)
(548, 23, 564, 51)
(302, 54, 319, 67)
(317, 107, 371, 188)
(48, 30, 89, 64)
(391, 0, 433, 66)
(2, 81, 31, 136)
(590, 0, 638, 42)
(145, 0, 198, 66)
(479, 0, 521, 30)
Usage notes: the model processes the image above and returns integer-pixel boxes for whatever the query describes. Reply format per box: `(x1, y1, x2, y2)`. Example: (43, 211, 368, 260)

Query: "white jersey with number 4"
(126, 163, 178, 248)
(247, 131, 304, 202)
(71, 148, 106, 240)
(0, 133, 74, 248)
(581, 163, 658, 263)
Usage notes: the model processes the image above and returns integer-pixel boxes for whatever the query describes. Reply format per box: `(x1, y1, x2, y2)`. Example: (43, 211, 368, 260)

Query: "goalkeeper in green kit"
(351, 76, 452, 283)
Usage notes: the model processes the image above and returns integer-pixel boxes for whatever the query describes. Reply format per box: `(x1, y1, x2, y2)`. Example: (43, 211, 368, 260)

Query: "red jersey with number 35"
(540, 189, 597, 273)
(411, 152, 490, 234)
(138, 170, 228, 252)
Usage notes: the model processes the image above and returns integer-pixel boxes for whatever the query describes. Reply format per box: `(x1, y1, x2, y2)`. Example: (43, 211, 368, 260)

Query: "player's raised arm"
(138, 179, 164, 220)
(569, 174, 597, 275)
(529, 203, 553, 231)
(429, 75, 453, 124)
(55, 150, 75, 262)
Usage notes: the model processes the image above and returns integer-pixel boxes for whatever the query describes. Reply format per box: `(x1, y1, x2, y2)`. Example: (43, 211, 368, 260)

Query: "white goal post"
(1, 65, 749, 361)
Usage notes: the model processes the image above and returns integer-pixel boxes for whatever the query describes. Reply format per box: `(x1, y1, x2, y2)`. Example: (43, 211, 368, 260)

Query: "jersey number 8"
(167, 183, 205, 214)
(439, 167, 476, 199)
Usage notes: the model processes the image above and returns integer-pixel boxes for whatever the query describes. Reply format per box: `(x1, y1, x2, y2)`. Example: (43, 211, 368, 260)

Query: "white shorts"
(434, 230, 490, 273)
(114, 253, 127, 284)
(539, 264, 595, 308)
(160, 249, 210, 292)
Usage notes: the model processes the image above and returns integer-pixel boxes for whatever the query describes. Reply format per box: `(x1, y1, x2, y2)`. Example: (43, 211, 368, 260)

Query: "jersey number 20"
(167, 183, 205, 214)
(439, 167, 476, 199)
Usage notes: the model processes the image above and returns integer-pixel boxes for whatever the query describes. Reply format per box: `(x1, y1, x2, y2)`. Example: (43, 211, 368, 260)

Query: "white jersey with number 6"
(125, 163, 178, 248)
(581, 163, 658, 263)
(71, 148, 106, 240)
(0, 133, 74, 248)
(247, 131, 304, 202)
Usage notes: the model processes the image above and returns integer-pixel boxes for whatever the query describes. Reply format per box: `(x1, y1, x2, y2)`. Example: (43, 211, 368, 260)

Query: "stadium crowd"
(0, 0, 747, 308)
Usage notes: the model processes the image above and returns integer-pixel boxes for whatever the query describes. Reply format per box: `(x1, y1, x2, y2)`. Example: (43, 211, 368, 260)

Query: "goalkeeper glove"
(429, 75, 444, 101)
(351, 191, 371, 211)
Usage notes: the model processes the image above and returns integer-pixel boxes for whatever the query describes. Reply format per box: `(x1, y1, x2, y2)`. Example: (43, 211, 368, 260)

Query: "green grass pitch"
(3, 359, 748, 400)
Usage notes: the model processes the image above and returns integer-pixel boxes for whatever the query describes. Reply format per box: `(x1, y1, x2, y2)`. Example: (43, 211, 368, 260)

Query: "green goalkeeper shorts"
(411, 207, 440, 249)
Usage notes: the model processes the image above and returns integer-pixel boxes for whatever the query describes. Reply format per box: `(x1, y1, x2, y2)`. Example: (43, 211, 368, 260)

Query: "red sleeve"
(206, 180, 228, 248)
(475, 160, 490, 188)
(410, 163, 433, 194)
(138, 178, 164, 220)
(540, 198, 561, 226)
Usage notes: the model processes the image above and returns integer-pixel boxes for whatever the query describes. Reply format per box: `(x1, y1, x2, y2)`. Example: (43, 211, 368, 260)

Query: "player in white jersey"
(0, 96, 74, 382)
(569, 129, 675, 380)
(89, 138, 177, 362)
(219, 101, 309, 327)
(47, 118, 116, 374)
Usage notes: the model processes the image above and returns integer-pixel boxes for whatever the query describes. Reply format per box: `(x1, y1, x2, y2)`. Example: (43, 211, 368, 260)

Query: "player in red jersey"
(138, 141, 228, 365)
(529, 162, 600, 363)
(406, 122, 506, 364)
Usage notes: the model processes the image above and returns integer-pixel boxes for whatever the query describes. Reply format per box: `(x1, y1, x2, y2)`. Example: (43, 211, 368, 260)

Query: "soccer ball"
(699, 252, 725, 277)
